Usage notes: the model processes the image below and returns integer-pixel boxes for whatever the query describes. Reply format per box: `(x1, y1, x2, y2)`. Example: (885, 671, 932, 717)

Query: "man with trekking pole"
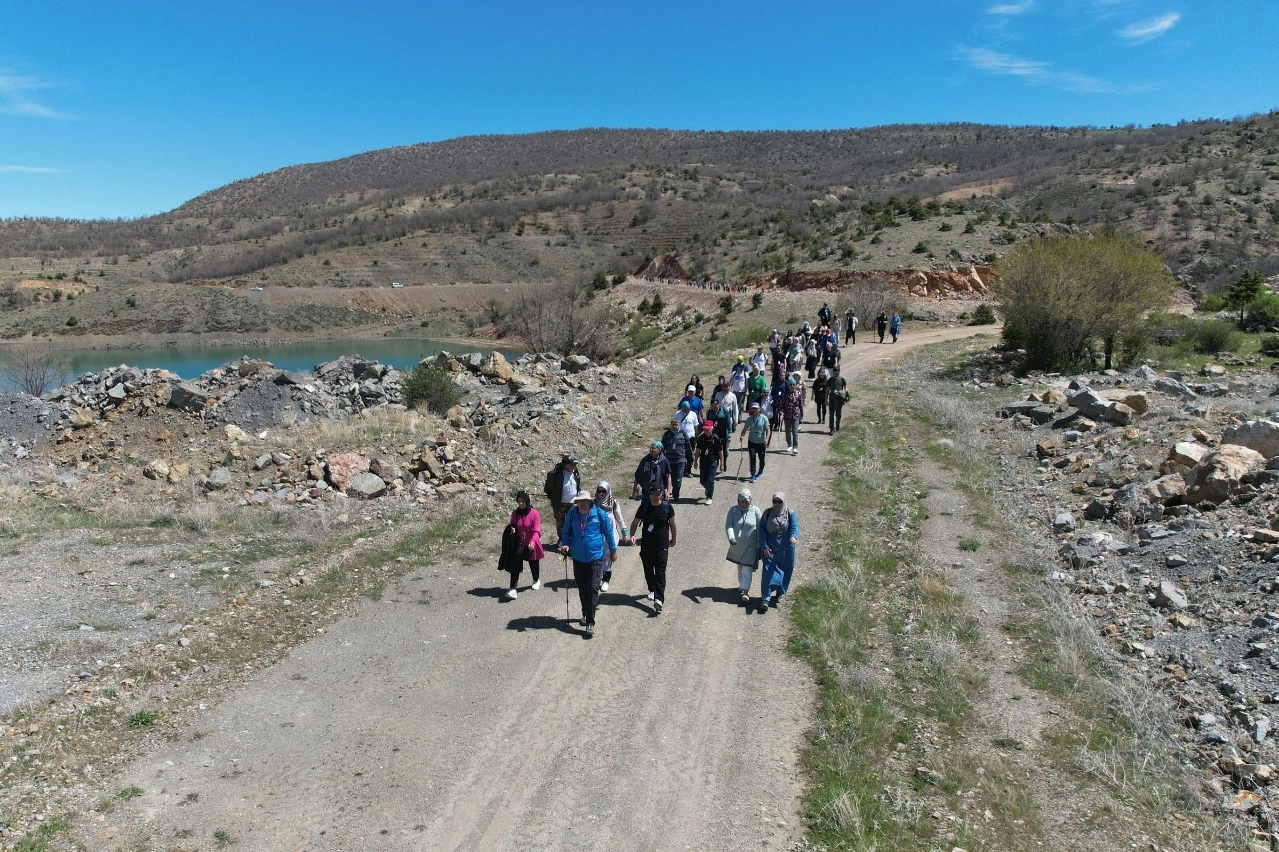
(559, 490, 618, 637)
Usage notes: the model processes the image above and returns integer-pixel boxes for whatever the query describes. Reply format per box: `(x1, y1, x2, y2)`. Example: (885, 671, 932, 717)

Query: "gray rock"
(1153, 580, 1189, 611)
(205, 467, 232, 491)
(169, 383, 210, 412)
(106, 384, 127, 401)
(1083, 499, 1109, 521)
(1224, 419, 1279, 460)
(1155, 376, 1197, 400)
(1166, 553, 1190, 569)
(346, 473, 387, 499)
(1132, 365, 1159, 382)
(1053, 512, 1076, 533)
(253, 454, 274, 471)
(562, 355, 592, 373)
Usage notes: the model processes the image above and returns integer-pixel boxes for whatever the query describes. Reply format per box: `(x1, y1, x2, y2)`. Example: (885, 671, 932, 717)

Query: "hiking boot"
(505, 588, 518, 600)
(530, 579, 541, 591)
(654, 599, 663, 613)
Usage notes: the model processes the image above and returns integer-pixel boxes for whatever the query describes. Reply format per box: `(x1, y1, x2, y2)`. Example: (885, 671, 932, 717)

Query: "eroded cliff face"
(740, 265, 996, 298)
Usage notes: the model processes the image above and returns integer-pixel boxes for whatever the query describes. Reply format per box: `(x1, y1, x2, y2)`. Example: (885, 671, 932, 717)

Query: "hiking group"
(497, 301, 870, 637)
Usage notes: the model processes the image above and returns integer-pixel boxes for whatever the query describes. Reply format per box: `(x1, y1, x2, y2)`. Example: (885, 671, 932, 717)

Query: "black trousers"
(640, 547, 668, 603)
(748, 441, 767, 476)
(507, 559, 540, 589)
(829, 400, 845, 432)
(572, 557, 605, 625)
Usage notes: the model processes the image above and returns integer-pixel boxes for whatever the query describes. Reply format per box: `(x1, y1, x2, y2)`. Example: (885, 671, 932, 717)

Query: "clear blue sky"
(2, 0, 1276, 220)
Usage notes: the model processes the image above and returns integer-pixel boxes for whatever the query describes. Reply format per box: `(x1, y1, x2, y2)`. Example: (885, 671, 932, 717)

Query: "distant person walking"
(812, 369, 828, 425)
(845, 308, 857, 345)
(781, 377, 804, 455)
(628, 485, 676, 614)
(725, 488, 763, 606)
(890, 313, 902, 343)
(760, 492, 799, 610)
(876, 312, 888, 344)
(502, 490, 544, 599)
(827, 366, 848, 433)
(739, 401, 772, 482)
(559, 490, 618, 636)
(542, 455, 580, 546)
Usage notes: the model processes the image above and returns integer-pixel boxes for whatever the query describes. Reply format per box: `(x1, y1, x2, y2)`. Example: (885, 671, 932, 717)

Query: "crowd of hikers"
(497, 301, 891, 637)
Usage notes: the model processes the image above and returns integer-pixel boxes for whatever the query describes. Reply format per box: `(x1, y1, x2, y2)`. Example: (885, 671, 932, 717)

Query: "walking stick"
(735, 437, 745, 480)
(562, 552, 571, 623)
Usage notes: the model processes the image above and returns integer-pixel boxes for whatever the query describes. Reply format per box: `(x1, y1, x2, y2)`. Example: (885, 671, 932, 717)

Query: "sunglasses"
(772, 500, 783, 504)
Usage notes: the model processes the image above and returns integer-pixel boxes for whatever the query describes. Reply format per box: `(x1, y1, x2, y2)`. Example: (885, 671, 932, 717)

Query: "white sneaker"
(505, 588, 518, 600)
(654, 599, 663, 613)
(601, 581, 610, 591)
(530, 580, 541, 591)
(789, 447, 797, 455)
(704, 498, 713, 506)
(646, 591, 655, 601)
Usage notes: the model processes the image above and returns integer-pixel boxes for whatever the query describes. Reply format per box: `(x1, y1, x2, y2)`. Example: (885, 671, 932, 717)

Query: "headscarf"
(766, 491, 789, 536)
(514, 490, 532, 515)
(594, 481, 618, 514)
(736, 488, 752, 504)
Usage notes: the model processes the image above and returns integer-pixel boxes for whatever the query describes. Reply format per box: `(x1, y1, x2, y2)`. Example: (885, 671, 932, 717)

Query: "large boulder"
(326, 452, 370, 491)
(346, 473, 387, 499)
(168, 383, 209, 413)
(480, 352, 515, 382)
(1223, 420, 1279, 460)
(1184, 445, 1266, 504)
(1142, 474, 1187, 506)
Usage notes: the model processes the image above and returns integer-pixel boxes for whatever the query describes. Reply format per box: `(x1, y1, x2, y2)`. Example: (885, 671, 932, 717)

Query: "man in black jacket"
(542, 455, 580, 545)
(660, 416, 689, 501)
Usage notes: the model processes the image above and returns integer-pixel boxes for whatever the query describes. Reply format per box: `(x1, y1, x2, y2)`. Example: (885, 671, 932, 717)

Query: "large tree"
(995, 231, 1176, 371)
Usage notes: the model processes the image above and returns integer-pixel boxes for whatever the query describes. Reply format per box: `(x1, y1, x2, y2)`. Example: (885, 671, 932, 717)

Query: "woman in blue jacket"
(760, 491, 799, 611)
(559, 490, 618, 635)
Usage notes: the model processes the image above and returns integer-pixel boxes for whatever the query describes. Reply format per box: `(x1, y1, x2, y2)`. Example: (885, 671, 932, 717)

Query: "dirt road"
(84, 327, 994, 852)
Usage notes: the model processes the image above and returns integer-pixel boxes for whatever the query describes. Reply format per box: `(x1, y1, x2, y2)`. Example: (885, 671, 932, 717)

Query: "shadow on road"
(505, 615, 580, 635)
(681, 585, 742, 606)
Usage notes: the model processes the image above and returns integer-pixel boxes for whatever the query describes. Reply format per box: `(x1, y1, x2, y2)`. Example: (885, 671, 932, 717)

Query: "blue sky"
(2, 0, 1276, 220)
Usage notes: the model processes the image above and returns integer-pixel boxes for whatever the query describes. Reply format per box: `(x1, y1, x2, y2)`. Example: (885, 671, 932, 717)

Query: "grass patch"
(127, 710, 158, 729)
(716, 325, 769, 352)
(957, 536, 981, 552)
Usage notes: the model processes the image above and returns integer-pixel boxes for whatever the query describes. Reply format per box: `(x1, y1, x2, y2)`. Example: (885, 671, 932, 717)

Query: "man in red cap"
(692, 418, 728, 505)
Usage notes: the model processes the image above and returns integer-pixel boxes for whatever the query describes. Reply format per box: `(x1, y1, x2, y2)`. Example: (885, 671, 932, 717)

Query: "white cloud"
(988, 1, 1033, 14)
(962, 47, 1119, 94)
(0, 71, 65, 119)
(0, 165, 63, 173)
(1119, 11, 1181, 42)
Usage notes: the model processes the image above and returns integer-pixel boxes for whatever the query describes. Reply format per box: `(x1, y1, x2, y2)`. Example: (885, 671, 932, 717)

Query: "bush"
(402, 362, 464, 415)
(631, 327, 660, 350)
(1259, 334, 1279, 356)
(1191, 319, 1242, 354)
(970, 303, 997, 325)
(1200, 293, 1227, 312)
(65, 316, 79, 327)
(751, 292, 763, 310)
(718, 294, 735, 315)
(1248, 294, 1279, 327)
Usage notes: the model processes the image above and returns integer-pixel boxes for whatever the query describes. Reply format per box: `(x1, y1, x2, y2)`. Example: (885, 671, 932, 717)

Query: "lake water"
(0, 338, 520, 390)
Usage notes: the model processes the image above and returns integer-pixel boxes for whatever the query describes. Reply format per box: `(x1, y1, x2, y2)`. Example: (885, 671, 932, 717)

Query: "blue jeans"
(670, 459, 686, 500)
(699, 457, 720, 500)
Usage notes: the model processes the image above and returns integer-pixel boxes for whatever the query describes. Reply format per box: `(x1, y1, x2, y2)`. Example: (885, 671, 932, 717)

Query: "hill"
(1, 116, 1278, 341)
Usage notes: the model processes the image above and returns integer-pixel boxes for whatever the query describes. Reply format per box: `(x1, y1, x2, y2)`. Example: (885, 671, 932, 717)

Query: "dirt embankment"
(741, 265, 996, 298)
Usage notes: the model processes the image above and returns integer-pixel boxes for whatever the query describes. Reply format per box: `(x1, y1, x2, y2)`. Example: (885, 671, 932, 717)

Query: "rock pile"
(989, 360, 1279, 833)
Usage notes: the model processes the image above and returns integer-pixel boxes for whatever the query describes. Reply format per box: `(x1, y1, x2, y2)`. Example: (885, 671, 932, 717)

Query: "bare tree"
(842, 276, 900, 323)
(1, 347, 70, 396)
(509, 285, 616, 359)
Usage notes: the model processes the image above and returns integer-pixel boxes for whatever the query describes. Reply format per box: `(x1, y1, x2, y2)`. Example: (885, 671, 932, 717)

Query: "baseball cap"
(702, 420, 713, 430)
(687, 384, 697, 392)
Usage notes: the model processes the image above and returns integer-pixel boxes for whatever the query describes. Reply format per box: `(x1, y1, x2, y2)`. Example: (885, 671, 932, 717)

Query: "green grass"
(716, 325, 769, 352)
(958, 536, 981, 552)
(117, 785, 144, 800)
(127, 709, 158, 729)
(12, 814, 70, 852)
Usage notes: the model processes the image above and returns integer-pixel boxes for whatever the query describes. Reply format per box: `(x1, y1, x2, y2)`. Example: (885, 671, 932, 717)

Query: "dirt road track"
(85, 326, 994, 852)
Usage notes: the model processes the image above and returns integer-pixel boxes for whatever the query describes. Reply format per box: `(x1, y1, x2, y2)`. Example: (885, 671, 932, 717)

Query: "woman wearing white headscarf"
(725, 487, 763, 606)
(594, 481, 628, 591)
(760, 491, 799, 610)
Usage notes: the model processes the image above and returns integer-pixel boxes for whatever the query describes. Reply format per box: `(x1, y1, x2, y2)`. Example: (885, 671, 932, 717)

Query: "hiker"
(725, 488, 763, 606)
(767, 329, 781, 363)
(827, 366, 849, 433)
(760, 492, 800, 610)
(502, 490, 544, 599)
(660, 416, 690, 501)
(680, 384, 705, 419)
(781, 375, 804, 455)
(634, 440, 674, 501)
(687, 375, 705, 400)
(542, 454, 580, 546)
(594, 482, 628, 590)
(819, 302, 832, 325)
(708, 397, 734, 446)
(739, 401, 772, 483)
(714, 379, 739, 431)
(845, 308, 857, 345)
(692, 419, 727, 505)
(745, 365, 768, 409)
(812, 368, 829, 425)
(730, 356, 749, 397)
(628, 484, 676, 614)
(804, 335, 820, 380)
(559, 491, 618, 636)
(890, 313, 902, 343)
(876, 312, 888, 343)
(750, 345, 769, 376)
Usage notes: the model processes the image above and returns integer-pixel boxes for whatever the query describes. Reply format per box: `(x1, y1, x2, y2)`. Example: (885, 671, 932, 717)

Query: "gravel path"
(80, 329, 983, 852)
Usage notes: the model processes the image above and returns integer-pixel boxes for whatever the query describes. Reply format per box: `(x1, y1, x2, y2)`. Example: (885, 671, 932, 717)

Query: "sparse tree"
(509, 284, 616, 359)
(1226, 269, 1266, 324)
(1, 348, 70, 396)
(995, 231, 1175, 371)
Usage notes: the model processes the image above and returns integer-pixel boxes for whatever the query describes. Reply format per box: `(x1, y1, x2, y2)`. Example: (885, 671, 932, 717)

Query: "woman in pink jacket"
(505, 490, 545, 599)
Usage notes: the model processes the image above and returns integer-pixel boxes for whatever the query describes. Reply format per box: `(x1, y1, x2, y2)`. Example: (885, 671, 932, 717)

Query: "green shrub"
(1191, 320, 1242, 354)
(128, 710, 158, 729)
(402, 362, 464, 415)
(718, 294, 734, 315)
(970, 303, 997, 325)
(751, 292, 763, 310)
(65, 316, 79, 327)
(1200, 293, 1227, 312)
(1144, 311, 1195, 347)
(912, 241, 929, 254)
(631, 327, 660, 350)
(1248, 294, 1279, 327)
(1259, 334, 1279, 356)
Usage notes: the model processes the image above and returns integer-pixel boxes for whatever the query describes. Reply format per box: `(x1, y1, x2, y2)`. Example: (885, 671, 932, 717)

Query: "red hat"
(702, 420, 713, 430)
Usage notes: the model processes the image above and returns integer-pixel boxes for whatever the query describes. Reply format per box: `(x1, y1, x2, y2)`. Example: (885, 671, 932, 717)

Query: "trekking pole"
(562, 553, 571, 623)
(735, 437, 745, 479)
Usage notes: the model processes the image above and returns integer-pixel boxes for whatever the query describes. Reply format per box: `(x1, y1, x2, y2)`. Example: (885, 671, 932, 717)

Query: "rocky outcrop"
(634, 254, 689, 281)
(740, 265, 996, 299)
